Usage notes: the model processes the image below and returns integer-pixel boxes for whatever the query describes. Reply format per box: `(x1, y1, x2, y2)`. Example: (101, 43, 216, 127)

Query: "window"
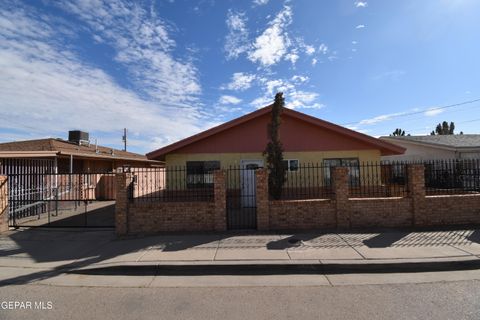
(282, 159, 299, 172)
(323, 158, 360, 186)
(186, 161, 220, 188)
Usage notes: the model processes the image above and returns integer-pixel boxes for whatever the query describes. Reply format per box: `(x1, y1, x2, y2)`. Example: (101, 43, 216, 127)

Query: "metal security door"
(226, 160, 263, 230)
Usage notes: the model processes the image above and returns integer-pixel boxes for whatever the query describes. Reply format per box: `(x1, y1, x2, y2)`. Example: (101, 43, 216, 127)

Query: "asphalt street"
(1, 279, 480, 320)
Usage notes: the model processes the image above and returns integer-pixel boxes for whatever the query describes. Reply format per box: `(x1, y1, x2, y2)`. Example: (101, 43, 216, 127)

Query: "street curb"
(66, 257, 480, 276)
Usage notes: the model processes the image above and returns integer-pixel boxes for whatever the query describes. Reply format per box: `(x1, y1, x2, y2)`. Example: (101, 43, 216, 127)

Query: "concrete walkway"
(2, 228, 480, 287)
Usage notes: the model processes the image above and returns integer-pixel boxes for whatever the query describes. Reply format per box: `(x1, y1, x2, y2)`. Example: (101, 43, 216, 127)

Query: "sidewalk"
(1, 228, 480, 287)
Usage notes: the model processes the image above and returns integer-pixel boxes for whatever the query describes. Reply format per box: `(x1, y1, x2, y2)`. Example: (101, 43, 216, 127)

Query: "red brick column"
(115, 172, 132, 236)
(333, 167, 350, 229)
(0, 176, 8, 233)
(256, 168, 269, 231)
(407, 164, 427, 226)
(213, 170, 227, 232)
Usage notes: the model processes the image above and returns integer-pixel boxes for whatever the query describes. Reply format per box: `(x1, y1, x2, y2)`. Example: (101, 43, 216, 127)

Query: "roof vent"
(68, 130, 90, 146)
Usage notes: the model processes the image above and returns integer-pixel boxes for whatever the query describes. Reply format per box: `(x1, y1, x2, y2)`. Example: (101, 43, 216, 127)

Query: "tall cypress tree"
(264, 92, 286, 200)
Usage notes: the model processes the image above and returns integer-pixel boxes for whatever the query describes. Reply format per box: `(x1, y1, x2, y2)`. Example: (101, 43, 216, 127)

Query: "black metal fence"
(126, 159, 480, 203)
(277, 163, 334, 200)
(424, 159, 480, 195)
(129, 167, 214, 202)
(8, 172, 116, 227)
(349, 162, 409, 198)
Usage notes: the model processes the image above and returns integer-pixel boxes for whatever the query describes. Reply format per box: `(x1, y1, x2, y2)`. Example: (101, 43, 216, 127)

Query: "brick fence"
(114, 164, 480, 235)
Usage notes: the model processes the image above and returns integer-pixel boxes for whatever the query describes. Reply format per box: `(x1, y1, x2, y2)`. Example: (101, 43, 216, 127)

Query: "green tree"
(390, 128, 406, 136)
(430, 121, 455, 135)
(264, 92, 286, 200)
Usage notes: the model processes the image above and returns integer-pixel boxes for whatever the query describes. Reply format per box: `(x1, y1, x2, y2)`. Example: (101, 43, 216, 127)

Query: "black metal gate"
(7, 172, 116, 228)
(226, 166, 259, 230)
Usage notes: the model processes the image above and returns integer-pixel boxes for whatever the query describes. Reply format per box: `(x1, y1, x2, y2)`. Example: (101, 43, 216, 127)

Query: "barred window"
(323, 158, 360, 186)
(186, 161, 220, 188)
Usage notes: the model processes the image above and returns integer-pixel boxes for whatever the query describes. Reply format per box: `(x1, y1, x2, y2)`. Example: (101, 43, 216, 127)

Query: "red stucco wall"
(174, 113, 378, 154)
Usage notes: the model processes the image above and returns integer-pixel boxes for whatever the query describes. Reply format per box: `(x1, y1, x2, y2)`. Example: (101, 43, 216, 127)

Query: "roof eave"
(0, 151, 58, 158)
(57, 151, 162, 163)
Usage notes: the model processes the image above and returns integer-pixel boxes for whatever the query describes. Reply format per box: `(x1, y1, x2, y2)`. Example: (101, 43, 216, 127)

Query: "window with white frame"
(282, 159, 299, 172)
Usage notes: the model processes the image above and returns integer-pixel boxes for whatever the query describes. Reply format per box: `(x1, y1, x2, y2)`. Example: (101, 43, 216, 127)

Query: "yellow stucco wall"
(165, 150, 381, 167)
(164, 150, 382, 189)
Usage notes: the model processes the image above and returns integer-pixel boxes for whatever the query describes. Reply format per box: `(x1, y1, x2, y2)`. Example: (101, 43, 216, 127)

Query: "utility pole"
(122, 128, 127, 151)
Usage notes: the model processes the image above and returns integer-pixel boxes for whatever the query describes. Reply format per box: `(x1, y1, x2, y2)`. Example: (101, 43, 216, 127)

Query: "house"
(0, 130, 162, 174)
(147, 105, 405, 186)
(0, 131, 164, 227)
(380, 135, 480, 162)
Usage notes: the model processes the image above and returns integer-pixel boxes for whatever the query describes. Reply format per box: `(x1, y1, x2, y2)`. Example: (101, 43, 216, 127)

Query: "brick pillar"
(333, 167, 350, 229)
(256, 168, 269, 231)
(407, 164, 427, 226)
(115, 172, 132, 236)
(213, 170, 227, 232)
(0, 176, 8, 233)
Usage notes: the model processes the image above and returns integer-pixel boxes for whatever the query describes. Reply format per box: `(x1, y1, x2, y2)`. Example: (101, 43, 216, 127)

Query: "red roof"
(147, 105, 405, 160)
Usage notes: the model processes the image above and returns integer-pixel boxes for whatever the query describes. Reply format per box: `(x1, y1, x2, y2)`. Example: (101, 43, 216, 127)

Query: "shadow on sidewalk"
(266, 233, 325, 250)
(362, 232, 410, 248)
(467, 230, 480, 244)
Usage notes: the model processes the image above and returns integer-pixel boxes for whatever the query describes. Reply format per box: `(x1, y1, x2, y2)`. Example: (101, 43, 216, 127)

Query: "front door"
(240, 160, 263, 208)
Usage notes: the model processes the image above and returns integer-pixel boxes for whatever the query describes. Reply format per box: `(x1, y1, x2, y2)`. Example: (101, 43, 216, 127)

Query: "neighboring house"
(380, 135, 480, 162)
(0, 131, 164, 225)
(0, 130, 162, 174)
(147, 105, 405, 186)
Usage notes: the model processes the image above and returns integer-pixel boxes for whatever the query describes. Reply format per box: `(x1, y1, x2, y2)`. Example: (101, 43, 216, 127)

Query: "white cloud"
(224, 10, 250, 60)
(304, 45, 315, 55)
(92, 34, 103, 43)
(424, 108, 444, 117)
(356, 24, 366, 29)
(291, 75, 309, 83)
(250, 96, 273, 109)
(253, 0, 270, 5)
(285, 51, 299, 65)
(218, 95, 242, 105)
(57, 0, 200, 105)
(352, 40, 358, 45)
(355, 1, 368, 8)
(222, 72, 256, 91)
(289, 91, 325, 109)
(318, 43, 328, 54)
(261, 78, 294, 96)
(248, 6, 293, 67)
(0, 1, 214, 152)
(358, 112, 406, 125)
(252, 76, 324, 110)
(311, 58, 318, 66)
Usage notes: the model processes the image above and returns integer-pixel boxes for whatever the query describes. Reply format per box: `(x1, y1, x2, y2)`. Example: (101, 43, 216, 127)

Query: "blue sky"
(1, 0, 479, 154)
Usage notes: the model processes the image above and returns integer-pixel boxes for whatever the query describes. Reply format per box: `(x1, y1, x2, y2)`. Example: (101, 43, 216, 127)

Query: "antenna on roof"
(122, 128, 127, 152)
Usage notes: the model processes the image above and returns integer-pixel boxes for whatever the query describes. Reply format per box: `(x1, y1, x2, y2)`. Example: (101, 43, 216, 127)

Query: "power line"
(458, 118, 480, 124)
(341, 98, 480, 126)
